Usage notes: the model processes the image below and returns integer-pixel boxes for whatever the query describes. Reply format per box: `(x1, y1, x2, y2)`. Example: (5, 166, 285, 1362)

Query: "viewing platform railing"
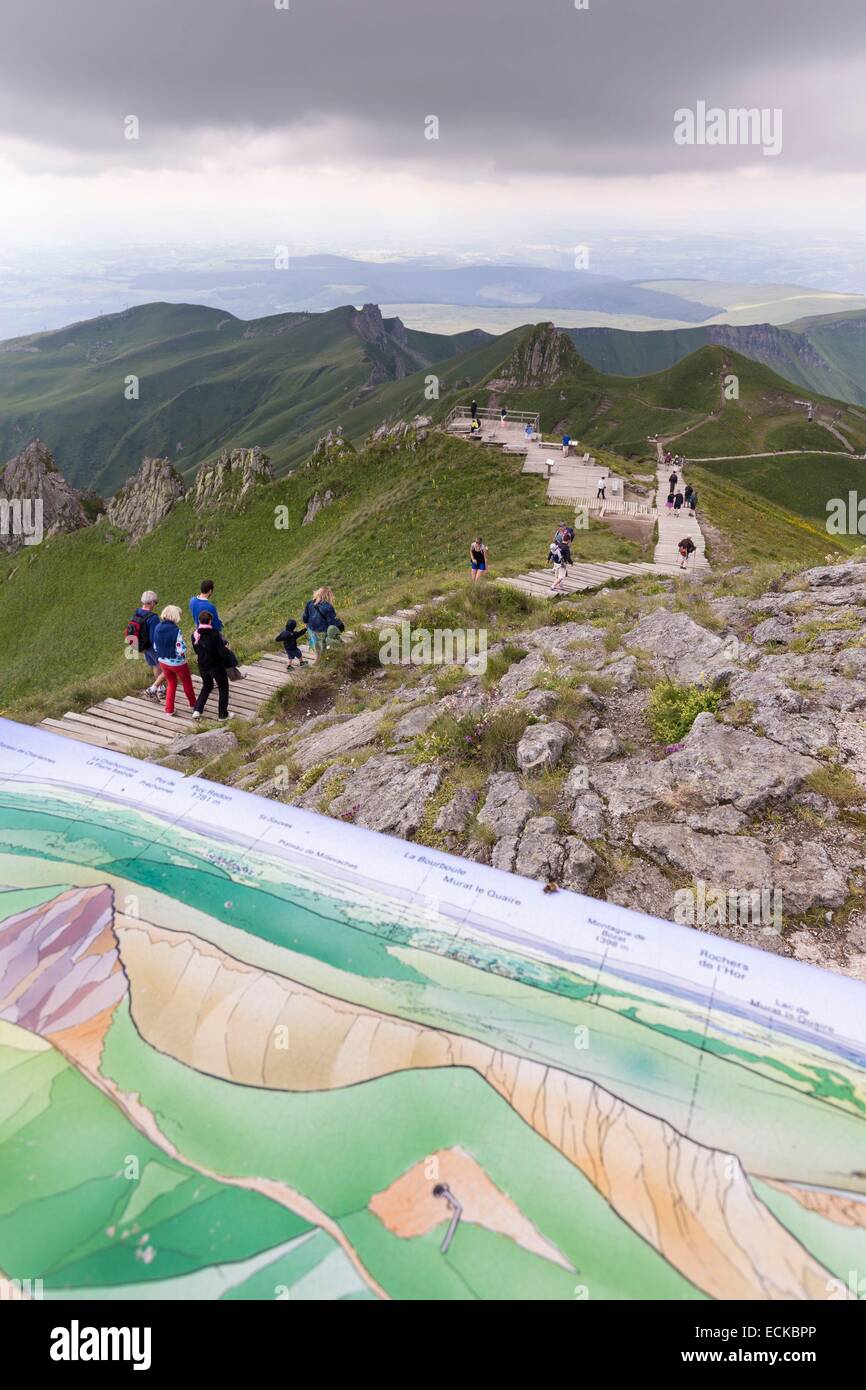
(445, 405, 541, 429)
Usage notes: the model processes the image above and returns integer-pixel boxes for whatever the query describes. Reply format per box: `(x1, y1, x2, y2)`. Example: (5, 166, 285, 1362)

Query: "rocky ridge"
(191, 558, 866, 981)
(0, 440, 89, 551)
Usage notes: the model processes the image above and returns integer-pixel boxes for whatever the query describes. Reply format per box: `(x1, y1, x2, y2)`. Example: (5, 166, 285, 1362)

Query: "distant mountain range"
(126, 254, 723, 322)
(0, 301, 497, 494)
(3, 298, 866, 498)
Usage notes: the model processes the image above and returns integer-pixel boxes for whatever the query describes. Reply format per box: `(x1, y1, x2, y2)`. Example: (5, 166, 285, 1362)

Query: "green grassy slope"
(494, 342, 866, 460)
(566, 313, 866, 407)
(0, 430, 646, 718)
(0, 304, 495, 494)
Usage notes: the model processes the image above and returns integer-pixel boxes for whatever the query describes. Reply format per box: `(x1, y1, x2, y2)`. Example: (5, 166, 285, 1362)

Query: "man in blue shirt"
(189, 579, 223, 632)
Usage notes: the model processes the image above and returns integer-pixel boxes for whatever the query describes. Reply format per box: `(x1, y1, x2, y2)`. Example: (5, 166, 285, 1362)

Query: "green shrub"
(413, 707, 532, 772)
(646, 681, 722, 744)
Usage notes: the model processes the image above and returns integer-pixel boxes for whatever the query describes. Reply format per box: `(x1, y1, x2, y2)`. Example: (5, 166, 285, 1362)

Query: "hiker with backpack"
(191, 611, 233, 721)
(274, 617, 308, 668)
(126, 590, 167, 701)
(153, 605, 197, 715)
(549, 533, 573, 592)
(688, 489, 698, 516)
(673, 489, 685, 513)
(668, 469, 678, 490)
(678, 536, 697, 570)
(302, 586, 344, 655)
(469, 537, 489, 582)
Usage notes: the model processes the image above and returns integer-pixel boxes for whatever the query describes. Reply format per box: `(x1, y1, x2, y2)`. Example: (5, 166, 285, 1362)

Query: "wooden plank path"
(653, 446, 710, 573)
(500, 558, 682, 599)
(37, 652, 299, 755)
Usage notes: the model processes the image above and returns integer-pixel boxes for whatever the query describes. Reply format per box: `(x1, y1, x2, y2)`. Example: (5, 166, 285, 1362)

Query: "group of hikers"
(468, 399, 513, 438)
(125, 580, 344, 720)
(666, 463, 698, 517)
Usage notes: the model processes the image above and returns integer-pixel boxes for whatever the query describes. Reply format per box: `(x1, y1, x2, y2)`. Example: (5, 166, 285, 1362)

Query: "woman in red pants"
(152, 605, 196, 715)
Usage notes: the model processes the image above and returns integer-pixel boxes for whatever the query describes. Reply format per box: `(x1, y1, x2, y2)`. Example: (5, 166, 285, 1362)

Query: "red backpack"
(124, 613, 151, 651)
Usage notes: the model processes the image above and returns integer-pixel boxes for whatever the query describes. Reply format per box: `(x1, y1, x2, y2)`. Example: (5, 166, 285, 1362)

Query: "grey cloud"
(0, 0, 863, 175)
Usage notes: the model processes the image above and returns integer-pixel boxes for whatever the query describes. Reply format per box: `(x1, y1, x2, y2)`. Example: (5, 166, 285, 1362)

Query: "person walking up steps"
(549, 533, 572, 592)
(153, 605, 197, 716)
(668, 468, 678, 491)
(688, 489, 698, 517)
(597, 475, 607, 501)
(469, 537, 489, 582)
(126, 589, 167, 701)
(500, 404, 508, 428)
(678, 536, 697, 570)
(673, 489, 684, 514)
(191, 611, 232, 721)
(470, 398, 478, 421)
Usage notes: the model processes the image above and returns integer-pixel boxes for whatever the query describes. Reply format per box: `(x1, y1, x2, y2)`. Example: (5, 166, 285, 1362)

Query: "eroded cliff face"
(114, 918, 845, 1301)
(0, 440, 89, 551)
(106, 455, 186, 540)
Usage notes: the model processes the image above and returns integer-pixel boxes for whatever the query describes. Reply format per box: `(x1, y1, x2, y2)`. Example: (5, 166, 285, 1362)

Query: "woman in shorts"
(469, 537, 489, 582)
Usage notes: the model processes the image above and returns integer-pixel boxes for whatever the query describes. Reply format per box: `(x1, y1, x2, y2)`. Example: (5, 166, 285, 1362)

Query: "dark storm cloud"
(1, 0, 863, 174)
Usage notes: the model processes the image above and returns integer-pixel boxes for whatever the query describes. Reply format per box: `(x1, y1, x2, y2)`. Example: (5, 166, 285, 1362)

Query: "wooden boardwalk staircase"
(37, 653, 298, 755)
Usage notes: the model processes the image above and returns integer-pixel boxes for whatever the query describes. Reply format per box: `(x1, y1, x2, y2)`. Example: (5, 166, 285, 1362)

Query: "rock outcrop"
(0, 440, 88, 550)
(191, 445, 272, 512)
(106, 455, 186, 540)
(488, 322, 584, 389)
(211, 555, 866, 979)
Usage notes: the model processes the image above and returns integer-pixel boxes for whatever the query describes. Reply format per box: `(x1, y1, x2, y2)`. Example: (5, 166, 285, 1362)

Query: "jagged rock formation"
(308, 430, 355, 471)
(350, 304, 433, 393)
(0, 440, 88, 551)
(302, 489, 335, 525)
(190, 445, 272, 512)
(368, 415, 432, 448)
(106, 455, 186, 540)
(489, 322, 584, 389)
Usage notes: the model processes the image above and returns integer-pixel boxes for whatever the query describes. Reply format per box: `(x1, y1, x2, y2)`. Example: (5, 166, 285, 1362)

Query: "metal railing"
(445, 405, 541, 429)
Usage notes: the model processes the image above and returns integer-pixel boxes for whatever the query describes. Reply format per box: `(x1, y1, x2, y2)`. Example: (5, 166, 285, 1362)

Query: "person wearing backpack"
(549, 535, 572, 592)
(191, 611, 233, 721)
(153, 605, 197, 715)
(302, 586, 343, 656)
(678, 536, 697, 570)
(125, 590, 166, 702)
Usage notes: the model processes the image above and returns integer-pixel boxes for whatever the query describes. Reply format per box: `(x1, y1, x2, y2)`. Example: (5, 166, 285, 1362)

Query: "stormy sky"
(1, 0, 864, 248)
